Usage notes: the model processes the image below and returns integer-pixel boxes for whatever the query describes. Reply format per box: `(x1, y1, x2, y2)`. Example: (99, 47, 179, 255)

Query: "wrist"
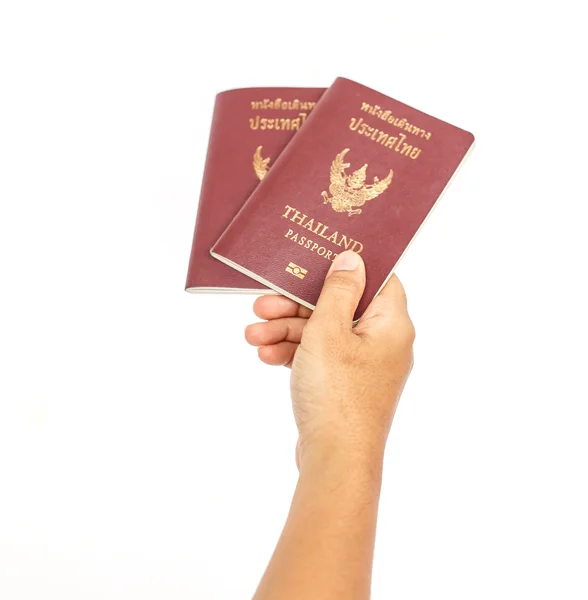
(297, 437, 385, 486)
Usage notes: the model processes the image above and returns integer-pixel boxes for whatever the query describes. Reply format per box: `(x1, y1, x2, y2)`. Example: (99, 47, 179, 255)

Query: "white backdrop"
(1, 1, 587, 598)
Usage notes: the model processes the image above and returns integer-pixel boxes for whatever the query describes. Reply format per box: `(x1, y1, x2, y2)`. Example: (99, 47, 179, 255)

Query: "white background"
(1, 1, 587, 598)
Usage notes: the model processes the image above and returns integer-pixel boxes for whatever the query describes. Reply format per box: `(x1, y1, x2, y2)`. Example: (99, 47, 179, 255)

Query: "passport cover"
(185, 86, 325, 293)
(211, 77, 475, 319)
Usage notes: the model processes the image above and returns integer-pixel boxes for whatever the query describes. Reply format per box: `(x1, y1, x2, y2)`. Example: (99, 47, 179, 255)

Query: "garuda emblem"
(321, 148, 393, 216)
(253, 145, 270, 181)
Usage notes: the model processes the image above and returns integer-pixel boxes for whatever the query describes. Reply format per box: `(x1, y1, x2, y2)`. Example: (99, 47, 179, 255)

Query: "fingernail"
(332, 250, 361, 271)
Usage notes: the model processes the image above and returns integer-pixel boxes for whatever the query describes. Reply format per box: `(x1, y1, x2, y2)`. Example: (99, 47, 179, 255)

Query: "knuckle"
(398, 317, 416, 346)
(404, 318, 416, 344)
(382, 315, 415, 348)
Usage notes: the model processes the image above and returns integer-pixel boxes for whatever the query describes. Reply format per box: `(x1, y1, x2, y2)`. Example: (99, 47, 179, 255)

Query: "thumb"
(311, 251, 366, 331)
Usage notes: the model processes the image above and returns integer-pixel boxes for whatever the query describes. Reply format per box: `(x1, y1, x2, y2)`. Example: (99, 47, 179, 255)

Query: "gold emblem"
(321, 148, 393, 216)
(285, 262, 307, 279)
(253, 145, 270, 181)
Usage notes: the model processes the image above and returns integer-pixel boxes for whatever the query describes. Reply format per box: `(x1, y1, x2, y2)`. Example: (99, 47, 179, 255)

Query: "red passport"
(185, 86, 325, 292)
(212, 77, 474, 319)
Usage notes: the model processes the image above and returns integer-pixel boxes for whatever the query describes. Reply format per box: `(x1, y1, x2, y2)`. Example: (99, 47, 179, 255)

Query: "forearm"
(253, 450, 384, 600)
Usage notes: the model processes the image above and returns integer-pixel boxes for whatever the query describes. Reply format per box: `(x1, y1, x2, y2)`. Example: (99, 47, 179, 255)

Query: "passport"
(211, 77, 475, 319)
(185, 86, 325, 293)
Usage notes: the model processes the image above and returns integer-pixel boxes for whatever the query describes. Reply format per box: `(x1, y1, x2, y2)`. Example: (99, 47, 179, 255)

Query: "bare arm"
(255, 451, 383, 600)
(246, 251, 414, 599)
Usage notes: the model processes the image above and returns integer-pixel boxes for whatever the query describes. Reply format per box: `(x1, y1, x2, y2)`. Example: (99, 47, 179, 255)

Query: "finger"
(253, 295, 313, 320)
(311, 251, 366, 332)
(245, 317, 307, 346)
(257, 342, 298, 367)
(374, 274, 408, 311)
(355, 274, 415, 344)
(356, 274, 409, 326)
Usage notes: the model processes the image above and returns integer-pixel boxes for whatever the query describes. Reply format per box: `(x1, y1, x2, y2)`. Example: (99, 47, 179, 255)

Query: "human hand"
(245, 250, 415, 469)
(246, 294, 313, 368)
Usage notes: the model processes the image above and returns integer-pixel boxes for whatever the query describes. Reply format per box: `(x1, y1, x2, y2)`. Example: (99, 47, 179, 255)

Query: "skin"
(245, 250, 415, 600)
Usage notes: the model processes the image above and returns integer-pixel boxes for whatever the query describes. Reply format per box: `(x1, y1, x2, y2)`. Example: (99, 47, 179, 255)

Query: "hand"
(245, 250, 415, 469)
(246, 294, 313, 368)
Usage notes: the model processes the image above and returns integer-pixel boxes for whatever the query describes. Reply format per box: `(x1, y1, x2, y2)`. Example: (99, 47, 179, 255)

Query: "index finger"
(253, 295, 313, 320)
(355, 274, 409, 327)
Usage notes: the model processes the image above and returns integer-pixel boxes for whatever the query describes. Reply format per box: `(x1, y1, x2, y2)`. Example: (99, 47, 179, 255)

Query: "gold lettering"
(290, 210, 308, 226)
(250, 98, 318, 112)
(337, 234, 353, 250)
(338, 234, 352, 250)
(356, 100, 429, 145)
(326, 231, 339, 244)
(283, 205, 296, 219)
(349, 109, 425, 159)
(283, 205, 364, 259)
(249, 115, 260, 130)
(400, 143, 412, 156)
(280, 118, 291, 130)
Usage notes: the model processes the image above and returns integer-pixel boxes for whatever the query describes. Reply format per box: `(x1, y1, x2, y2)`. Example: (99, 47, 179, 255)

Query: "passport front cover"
(212, 77, 474, 318)
(185, 86, 325, 293)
